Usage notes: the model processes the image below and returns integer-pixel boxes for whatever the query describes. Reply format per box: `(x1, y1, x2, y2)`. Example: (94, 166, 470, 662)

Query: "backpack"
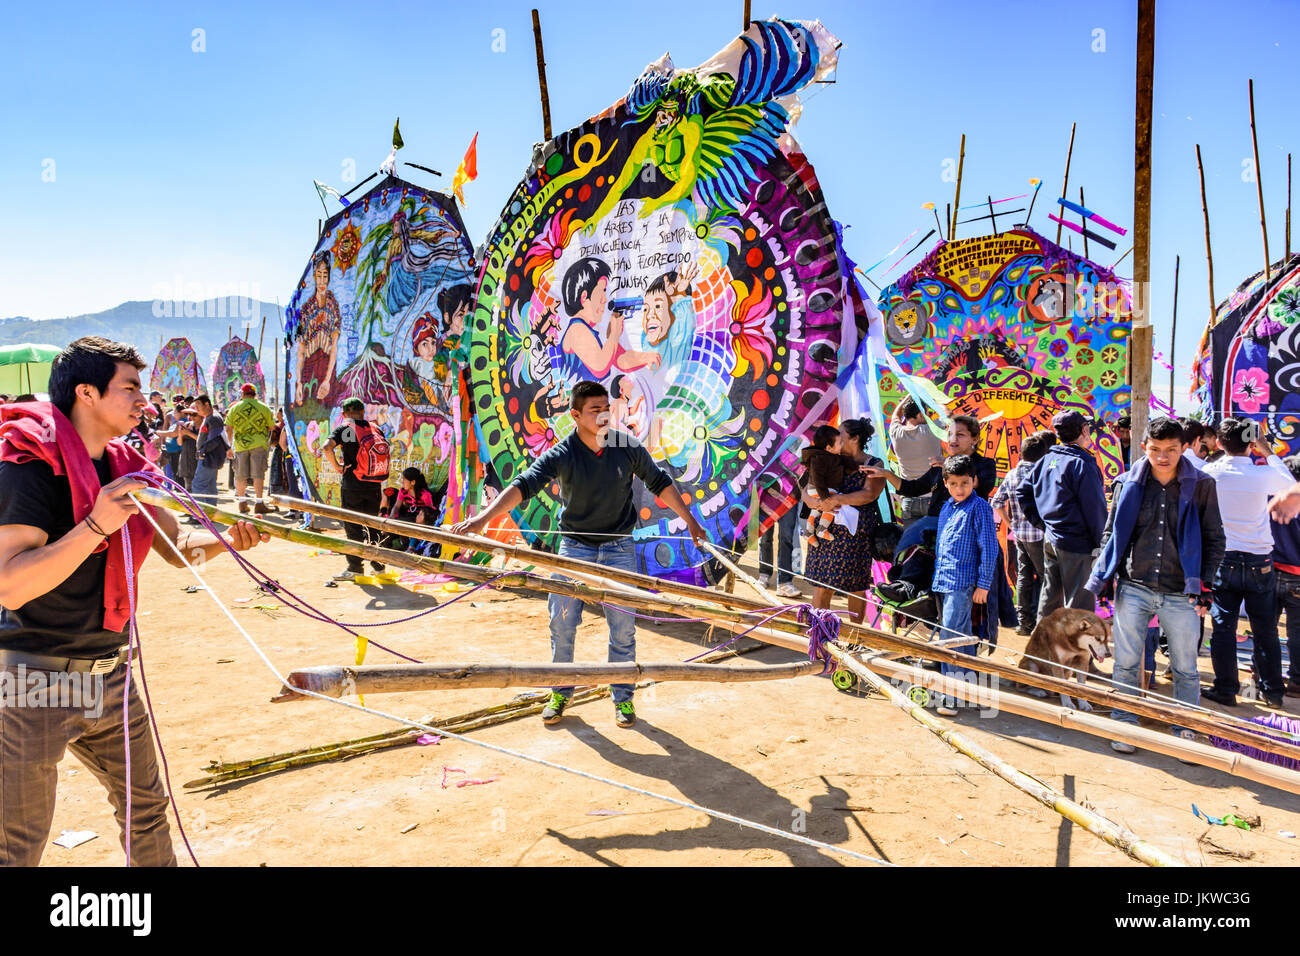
(351, 421, 391, 482)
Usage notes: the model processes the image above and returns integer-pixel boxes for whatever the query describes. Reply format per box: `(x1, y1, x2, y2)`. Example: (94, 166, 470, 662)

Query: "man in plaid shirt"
(992, 430, 1056, 635)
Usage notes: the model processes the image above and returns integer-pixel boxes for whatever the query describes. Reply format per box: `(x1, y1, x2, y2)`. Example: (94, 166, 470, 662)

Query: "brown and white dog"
(1018, 608, 1112, 710)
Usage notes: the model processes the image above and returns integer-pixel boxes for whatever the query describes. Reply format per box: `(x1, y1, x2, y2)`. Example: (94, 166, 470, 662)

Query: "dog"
(1017, 608, 1112, 711)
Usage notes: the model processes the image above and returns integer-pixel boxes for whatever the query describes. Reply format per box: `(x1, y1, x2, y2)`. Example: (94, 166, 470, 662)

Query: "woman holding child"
(801, 418, 887, 623)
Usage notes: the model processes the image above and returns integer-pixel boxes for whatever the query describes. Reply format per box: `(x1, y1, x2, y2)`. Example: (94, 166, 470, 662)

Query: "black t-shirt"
(0, 457, 128, 658)
(330, 419, 368, 492)
(198, 413, 227, 468)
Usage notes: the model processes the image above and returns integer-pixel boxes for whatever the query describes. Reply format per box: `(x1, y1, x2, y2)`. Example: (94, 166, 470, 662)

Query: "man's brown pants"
(0, 663, 176, 866)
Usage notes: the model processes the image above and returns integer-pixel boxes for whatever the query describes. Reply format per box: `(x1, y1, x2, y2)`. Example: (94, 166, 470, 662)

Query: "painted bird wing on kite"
(692, 102, 787, 213)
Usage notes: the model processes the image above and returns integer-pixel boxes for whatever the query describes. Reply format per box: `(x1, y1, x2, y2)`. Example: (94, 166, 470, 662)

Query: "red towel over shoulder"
(0, 401, 160, 633)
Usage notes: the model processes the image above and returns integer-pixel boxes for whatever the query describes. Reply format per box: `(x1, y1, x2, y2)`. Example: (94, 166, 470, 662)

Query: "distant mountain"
(0, 298, 287, 392)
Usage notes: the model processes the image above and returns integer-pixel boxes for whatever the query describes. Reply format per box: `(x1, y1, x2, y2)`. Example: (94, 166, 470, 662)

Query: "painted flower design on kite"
(727, 276, 775, 380)
(331, 222, 363, 274)
(675, 200, 741, 262)
(1058, 357, 1074, 374)
(524, 208, 579, 288)
(1231, 367, 1270, 414)
(1101, 345, 1122, 365)
(1074, 347, 1095, 367)
(1100, 369, 1120, 388)
(1270, 287, 1300, 326)
(1049, 339, 1069, 358)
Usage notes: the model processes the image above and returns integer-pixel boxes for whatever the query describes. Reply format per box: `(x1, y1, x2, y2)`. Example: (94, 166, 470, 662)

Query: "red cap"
(241, 383, 257, 395)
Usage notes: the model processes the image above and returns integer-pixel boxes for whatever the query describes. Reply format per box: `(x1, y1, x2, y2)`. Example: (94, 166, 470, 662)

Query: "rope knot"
(798, 605, 841, 675)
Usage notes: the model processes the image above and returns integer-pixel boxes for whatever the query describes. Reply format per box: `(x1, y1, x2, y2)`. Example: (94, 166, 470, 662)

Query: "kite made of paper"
(468, 19, 853, 577)
(284, 175, 478, 505)
(150, 337, 206, 397)
(1193, 254, 1300, 453)
(876, 228, 1132, 481)
(211, 337, 266, 411)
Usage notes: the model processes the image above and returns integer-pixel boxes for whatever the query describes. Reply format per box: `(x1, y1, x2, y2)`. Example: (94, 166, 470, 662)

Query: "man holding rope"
(0, 336, 268, 866)
(453, 380, 707, 729)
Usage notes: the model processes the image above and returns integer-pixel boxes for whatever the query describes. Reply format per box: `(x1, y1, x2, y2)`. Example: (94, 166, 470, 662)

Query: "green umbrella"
(0, 343, 60, 395)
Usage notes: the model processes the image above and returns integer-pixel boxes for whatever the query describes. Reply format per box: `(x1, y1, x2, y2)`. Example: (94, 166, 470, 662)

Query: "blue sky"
(1, 0, 1295, 406)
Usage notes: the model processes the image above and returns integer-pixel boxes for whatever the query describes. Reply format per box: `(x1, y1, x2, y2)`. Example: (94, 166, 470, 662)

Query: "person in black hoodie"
(1017, 410, 1107, 615)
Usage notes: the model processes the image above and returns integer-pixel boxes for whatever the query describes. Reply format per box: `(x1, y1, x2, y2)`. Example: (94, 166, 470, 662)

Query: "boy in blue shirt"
(932, 455, 998, 715)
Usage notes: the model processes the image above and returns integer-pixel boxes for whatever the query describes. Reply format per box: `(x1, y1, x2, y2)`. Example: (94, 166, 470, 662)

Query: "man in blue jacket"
(1085, 416, 1225, 753)
(1017, 410, 1107, 615)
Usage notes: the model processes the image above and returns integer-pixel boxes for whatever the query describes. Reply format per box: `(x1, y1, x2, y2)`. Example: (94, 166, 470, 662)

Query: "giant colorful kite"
(875, 228, 1132, 480)
(150, 337, 206, 397)
(284, 174, 479, 505)
(468, 18, 856, 577)
(210, 337, 266, 411)
(1193, 254, 1300, 452)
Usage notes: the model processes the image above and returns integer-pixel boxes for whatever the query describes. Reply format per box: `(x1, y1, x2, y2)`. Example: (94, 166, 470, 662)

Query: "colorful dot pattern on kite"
(150, 337, 206, 398)
(876, 228, 1131, 482)
(468, 19, 852, 576)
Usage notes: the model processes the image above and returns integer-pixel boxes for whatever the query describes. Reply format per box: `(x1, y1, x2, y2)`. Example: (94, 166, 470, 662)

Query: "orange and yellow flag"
(452, 132, 478, 205)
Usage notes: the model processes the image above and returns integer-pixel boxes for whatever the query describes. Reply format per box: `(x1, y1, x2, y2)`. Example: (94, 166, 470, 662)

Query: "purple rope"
(1208, 712, 1300, 771)
(127, 474, 508, 661)
(122, 517, 200, 866)
(799, 605, 842, 675)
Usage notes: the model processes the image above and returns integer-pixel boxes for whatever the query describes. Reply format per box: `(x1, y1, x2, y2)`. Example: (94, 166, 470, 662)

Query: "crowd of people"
(6, 335, 1300, 866)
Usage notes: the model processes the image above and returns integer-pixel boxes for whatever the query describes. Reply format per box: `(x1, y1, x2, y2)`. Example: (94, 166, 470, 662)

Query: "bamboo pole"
(860, 656, 1300, 798)
(273, 337, 279, 407)
(1196, 144, 1217, 317)
(1169, 255, 1180, 408)
(278, 659, 825, 700)
(826, 649, 1182, 866)
(1079, 187, 1089, 259)
(988, 195, 998, 237)
(531, 9, 553, 141)
(161, 493, 1300, 761)
(1056, 123, 1077, 246)
(949, 134, 966, 239)
(256, 315, 267, 367)
(1287, 152, 1292, 261)
(1130, 0, 1155, 442)
(743, 0, 751, 30)
(261, 496, 1300, 759)
(1248, 79, 1271, 283)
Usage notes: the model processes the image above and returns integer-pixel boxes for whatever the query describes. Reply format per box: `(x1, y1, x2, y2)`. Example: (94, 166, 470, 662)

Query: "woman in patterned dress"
(801, 418, 887, 623)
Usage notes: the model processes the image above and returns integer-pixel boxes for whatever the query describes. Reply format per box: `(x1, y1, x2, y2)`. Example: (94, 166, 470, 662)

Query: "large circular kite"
(210, 337, 266, 411)
(284, 175, 478, 505)
(150, 337, 206, 398)
(468, 18, 852, 577)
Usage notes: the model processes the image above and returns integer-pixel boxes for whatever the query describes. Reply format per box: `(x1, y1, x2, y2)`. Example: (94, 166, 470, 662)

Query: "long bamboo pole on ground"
(860, 656, 1300, 797)
(1248, 79, 1271, 283)
(279, 659, 825, 700)
(949, 134, 966, 239)
(1056, 123, 1077, 246)
(1196, 144, 1217, 318)
(261, 494, 1300, 759)
(825, 649, 1182, 867)
(1129, 0, 1156, 442)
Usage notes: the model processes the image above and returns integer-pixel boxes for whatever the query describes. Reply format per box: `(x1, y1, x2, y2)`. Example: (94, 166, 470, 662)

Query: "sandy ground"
(36, 505, 1300, 868)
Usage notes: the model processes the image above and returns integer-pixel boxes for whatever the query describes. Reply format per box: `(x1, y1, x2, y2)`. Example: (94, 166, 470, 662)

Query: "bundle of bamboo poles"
(258, 493, 1300, 766)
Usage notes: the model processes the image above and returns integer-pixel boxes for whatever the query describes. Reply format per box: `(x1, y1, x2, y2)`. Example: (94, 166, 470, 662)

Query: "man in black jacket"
(1017, 410, 1107, 615)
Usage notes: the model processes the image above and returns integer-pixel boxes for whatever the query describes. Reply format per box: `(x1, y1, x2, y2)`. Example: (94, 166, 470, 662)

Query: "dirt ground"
(38, 507, 1300, 868)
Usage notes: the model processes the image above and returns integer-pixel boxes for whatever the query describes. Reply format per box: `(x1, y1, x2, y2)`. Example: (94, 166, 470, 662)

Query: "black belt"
(0, 646, 133, 675)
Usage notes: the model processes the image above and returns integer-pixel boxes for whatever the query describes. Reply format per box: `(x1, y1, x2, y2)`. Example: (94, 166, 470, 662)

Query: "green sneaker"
(541, 692, 570, 725)
(614, 700, 636, 729)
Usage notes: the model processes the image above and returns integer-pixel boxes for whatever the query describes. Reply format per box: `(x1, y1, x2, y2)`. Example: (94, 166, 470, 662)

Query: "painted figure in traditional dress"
(294, 253, 342, 405)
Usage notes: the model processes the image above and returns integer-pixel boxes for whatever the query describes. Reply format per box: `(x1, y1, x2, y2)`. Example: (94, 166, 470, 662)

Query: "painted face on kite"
(469, 19, 851, 578)
(416, 337, 436, 361)
(643, 290, 672, 344)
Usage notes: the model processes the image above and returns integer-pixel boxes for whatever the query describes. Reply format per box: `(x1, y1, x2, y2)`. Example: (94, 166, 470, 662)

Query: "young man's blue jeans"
(758, 506, 798, 586)
(549, 537, 638, 704)
(191, 462, 219, 499)
(1110, 580, 1201, 725)
(935, 584, 978, 679)
(1209, 551, 1284, 696)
